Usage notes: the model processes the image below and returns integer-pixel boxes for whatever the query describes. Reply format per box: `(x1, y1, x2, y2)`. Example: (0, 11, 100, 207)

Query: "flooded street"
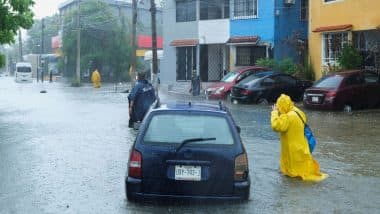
(0, 77, 379, 213)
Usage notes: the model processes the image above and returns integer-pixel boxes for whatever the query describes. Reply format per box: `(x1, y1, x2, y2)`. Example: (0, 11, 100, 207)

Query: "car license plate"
(312, 96, 319, 103)
(175, 165, 201, 181)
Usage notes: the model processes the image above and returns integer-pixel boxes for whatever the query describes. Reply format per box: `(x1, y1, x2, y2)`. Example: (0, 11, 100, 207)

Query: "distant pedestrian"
(189, 70, 201, 96)
(128, 71, 156, 128)
(91, 68, 101, 88)
(49, 70, 53, 83)
(271, 94, 328, 182)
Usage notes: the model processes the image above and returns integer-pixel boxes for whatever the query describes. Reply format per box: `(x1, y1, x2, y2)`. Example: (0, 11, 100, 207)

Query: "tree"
(26, 15, 60, 54)
(338, 45, 363, 70)
(61, 0, 132, 82)
(0, 0, 35, 67)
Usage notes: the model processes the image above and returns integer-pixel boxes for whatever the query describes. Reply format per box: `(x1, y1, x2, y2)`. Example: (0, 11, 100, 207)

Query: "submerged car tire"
(343, 104, 352, 113)
(258, 98, 269, 105)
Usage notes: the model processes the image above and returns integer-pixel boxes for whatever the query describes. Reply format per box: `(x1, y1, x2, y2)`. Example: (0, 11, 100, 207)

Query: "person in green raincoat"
(271, 94, 328, 182)
(91, 68, 101, 88)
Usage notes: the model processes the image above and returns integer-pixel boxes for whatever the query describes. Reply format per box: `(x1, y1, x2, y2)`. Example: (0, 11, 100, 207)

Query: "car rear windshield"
(239, 72, 270, 85)
(221, 71, 238, 83)
(17, 67, 31, 73)
(314, 75, 344, 88)
(143, 113, 234, 145)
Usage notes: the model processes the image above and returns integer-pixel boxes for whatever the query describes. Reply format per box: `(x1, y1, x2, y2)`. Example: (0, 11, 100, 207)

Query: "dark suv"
(125, 102, 250, 202)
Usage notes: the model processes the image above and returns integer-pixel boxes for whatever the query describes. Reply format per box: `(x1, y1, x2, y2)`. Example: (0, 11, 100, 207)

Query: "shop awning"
(312, 24, 353, 33)
(170, 39, 199, 47)
(227, 36, 260, 45)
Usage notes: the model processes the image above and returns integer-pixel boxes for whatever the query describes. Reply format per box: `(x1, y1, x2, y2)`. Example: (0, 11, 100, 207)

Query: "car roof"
(236, 66, 268, 73)
(150, 101, 229, 114)
(327, 70, 363, 77)
(249, 70, 282, 77)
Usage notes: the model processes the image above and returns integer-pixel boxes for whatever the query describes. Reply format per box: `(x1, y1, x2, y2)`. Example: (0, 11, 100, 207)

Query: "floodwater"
(0, 77, 379, 213)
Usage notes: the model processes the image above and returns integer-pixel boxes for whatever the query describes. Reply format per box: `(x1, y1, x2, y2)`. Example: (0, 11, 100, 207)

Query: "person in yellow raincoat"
(91, 68, 101, 88)
(271, 94, 328, 182)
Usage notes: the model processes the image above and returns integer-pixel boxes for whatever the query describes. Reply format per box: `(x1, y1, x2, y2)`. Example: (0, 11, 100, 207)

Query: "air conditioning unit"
(284, 0, 296, 5)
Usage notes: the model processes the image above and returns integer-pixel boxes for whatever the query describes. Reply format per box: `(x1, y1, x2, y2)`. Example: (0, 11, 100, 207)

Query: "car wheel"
(225, 91, 231, 101)
(343, 104, 352, 113)
(258, 98, 269, 105)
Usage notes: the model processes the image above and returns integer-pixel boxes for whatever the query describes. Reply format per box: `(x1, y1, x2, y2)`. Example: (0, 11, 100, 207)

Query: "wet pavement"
(0, 77, 379, 213)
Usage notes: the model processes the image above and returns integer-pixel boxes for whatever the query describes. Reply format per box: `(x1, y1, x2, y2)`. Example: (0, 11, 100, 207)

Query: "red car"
(303, 70, 380, 111)
(205, 66, 268, 100)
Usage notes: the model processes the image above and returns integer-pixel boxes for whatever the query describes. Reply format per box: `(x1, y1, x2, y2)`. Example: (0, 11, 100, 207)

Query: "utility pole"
(131, 0, 137, 84)
(150, 0, 159, 97)
(75, 0, 81, 86)
(18, 29, 23, 62)
(41, 18, 45, 82)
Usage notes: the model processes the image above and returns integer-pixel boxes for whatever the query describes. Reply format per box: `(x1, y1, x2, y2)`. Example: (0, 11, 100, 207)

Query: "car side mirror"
(236, 125, 241, 133)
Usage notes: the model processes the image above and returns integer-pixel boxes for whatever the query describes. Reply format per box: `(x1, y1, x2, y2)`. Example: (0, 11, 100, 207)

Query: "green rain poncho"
(271, 94, 328, 182)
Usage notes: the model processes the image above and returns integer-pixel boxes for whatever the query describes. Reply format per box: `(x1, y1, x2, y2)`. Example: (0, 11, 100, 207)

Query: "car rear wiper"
(175, 138, 216, 153)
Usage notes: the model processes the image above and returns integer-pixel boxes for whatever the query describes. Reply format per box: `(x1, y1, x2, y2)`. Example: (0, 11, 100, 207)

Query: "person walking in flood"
(128, 71, 156, 128)
(271, 94, 328, 182)
(91, 68, 101, 88)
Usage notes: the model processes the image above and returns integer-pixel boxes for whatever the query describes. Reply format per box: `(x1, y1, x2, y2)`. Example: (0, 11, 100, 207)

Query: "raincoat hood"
(276, 94, 294, 114)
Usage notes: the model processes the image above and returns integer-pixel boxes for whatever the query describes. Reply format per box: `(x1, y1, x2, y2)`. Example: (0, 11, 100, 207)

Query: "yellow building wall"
(309, 0, 380, 79)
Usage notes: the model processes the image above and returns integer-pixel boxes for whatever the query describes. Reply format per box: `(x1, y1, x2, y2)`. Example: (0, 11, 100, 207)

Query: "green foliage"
(277, 58, 298, 75)
(256, 57, 298, 75)
(26, 15, 60, 54)
(0, 0, 35, 67)
(256, 58, 276, 69)
(61, 0, 132, 82)
(296, 56, 315, 81)
(337, 45, 363, 70)
(0, 54, 5, 67)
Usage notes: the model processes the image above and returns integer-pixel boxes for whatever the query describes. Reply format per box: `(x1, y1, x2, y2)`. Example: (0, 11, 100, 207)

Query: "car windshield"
(221, 71, 238, 82)
(143, 113, 234, 145)
(238, 72, 270, 85)
(314, 75, 344, 88)
(17, 67, 31, 73)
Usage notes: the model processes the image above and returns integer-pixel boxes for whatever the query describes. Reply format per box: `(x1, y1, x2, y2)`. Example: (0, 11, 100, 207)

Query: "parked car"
(205, 66, 268, 100)
(303, 70, 380, 111)
(230, 71, 312, 104)
(126, 102, 250, 202)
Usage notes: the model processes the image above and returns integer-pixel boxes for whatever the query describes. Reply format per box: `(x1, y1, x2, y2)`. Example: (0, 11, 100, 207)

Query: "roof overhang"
(312, 24, 353, 33)
(170, 39, 199, 47)
(226, 36, 260, 45)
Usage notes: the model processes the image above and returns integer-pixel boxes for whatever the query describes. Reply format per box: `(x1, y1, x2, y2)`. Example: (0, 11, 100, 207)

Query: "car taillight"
(241, 89, 252, 96)
(128, 149, 142, 178)
(326, 91, 337, 97)
(234, 153, 248, 181)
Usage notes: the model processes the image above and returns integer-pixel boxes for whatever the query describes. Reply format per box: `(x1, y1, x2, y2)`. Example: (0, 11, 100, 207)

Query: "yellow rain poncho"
(271, 94, 328, 182)
(91, 69, 101, 88)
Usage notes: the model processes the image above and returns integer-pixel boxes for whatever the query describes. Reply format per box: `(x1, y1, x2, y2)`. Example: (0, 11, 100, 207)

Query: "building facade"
(161, 0, 308, 83)
(309, 0, 380, 79)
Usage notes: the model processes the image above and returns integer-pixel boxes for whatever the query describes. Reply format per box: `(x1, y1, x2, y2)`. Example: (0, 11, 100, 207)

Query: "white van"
(15, 62, 33, 83)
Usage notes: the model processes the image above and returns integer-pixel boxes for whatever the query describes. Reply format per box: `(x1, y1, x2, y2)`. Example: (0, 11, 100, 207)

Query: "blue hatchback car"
(125, 102, 250, 202)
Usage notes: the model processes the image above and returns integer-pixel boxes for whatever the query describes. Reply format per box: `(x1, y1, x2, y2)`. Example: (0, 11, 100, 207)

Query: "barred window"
(322, 32, 349, 65)
(233, 0, 258, 19)
(176, 0, 196, 22)
(300, 0, 308, 21)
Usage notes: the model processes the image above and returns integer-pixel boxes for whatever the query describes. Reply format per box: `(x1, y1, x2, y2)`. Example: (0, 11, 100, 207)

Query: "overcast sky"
(32, 0, 65, 19)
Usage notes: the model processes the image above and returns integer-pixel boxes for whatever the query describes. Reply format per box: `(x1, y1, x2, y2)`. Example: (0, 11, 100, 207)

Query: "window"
(233, 0, 258, 18)
(276, 75, 297, 86)
(200, 0, 230, 20)
(236, 46, 266, 66)
(143, 114, 234, 145)
(176, 47, 196, 81)
(300, 0, 308, 21)
(364, 72, 379, 84)
(324, 0, 337, 2)
(176, 0, 196, 22)
(314, 75, 344, 88)
(322, 32, 349, 65)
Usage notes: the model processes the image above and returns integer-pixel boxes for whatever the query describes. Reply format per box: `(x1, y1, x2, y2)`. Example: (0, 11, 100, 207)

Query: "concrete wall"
(230, 0, 275, 43)
(161, 0, 198, 83)
(274, 0, 307, 62)
(309, 0, 380, 79)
